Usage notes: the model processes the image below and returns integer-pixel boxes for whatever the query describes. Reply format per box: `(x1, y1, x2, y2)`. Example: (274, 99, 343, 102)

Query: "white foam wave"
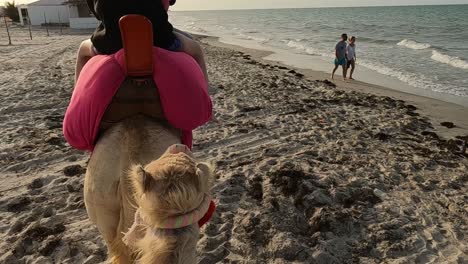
(287, 40, 307, 50)
(214, 25, 227, 30)
(238, 33, 270, 43)
(286, 40, 333, 58)
(431, 51, 468, 70)
(397, 39, 431, 50)
(181, 21, 207, 34)
(357, 59, 448, 93)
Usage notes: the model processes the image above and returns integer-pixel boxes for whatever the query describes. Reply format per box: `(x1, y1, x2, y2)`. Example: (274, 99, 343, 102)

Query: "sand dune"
(0, 28, 467, 263)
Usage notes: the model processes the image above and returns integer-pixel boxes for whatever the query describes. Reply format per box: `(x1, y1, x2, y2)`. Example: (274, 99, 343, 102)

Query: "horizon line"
(171, 3, 468, 12)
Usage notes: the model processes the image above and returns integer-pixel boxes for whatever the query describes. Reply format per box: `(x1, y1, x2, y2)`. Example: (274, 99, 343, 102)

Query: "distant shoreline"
(197, 34, 468, 139)
(170, 7, 468, 107)
(171, 4, 468, 12)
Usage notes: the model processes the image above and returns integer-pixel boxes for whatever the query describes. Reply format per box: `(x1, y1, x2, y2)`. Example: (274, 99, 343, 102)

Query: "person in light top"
(346, 36, 357, 80)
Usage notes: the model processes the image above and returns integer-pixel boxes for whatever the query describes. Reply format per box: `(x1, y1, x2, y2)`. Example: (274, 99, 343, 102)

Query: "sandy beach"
(0, 26, 467, 263)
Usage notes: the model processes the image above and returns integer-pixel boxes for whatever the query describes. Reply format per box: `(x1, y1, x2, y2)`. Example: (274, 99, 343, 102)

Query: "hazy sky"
(170, 0, 468, 10)
(7, 0, 468, 10)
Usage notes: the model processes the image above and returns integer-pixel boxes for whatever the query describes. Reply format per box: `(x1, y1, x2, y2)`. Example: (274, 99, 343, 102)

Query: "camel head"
(126, 144, 214, 264)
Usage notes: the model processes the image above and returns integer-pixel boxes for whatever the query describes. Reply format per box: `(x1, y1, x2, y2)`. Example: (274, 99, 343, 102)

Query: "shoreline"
(198, 34, 468, 139)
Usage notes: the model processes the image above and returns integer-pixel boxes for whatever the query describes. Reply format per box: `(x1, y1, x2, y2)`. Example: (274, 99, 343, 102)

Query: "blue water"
(170, 5, 468, 101)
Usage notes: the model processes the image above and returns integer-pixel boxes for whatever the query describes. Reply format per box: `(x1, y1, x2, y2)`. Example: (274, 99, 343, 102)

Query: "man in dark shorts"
(331, 33, 348, 81)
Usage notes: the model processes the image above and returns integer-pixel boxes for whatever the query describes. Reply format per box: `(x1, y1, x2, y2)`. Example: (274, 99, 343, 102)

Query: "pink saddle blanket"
(63, 47, 212, 152)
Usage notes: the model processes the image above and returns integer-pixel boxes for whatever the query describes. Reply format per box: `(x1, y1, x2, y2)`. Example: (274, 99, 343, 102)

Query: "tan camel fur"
(84, 116, 213, 263)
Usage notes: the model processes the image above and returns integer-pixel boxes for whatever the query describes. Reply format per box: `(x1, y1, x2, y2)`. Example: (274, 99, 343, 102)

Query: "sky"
(6, 0, 468, 10)
(170, 0, 468, 10)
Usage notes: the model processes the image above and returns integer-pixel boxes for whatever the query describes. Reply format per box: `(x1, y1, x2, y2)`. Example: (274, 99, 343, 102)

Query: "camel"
(65, 14, 214, 263)
(84, 117, 214, 263)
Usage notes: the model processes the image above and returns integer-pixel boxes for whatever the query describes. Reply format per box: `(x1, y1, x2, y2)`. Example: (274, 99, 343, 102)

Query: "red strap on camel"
(119, 15, 154, 77)
(198, 201, 216, 228)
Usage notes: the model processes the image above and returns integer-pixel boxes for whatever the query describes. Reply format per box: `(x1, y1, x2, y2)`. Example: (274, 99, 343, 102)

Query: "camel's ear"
(136, 165, 154, 193)
(196, 162, 214, 192)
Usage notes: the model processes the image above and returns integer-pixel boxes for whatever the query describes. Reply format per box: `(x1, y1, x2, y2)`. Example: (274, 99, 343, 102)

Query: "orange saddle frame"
(99, 15, 166, 131)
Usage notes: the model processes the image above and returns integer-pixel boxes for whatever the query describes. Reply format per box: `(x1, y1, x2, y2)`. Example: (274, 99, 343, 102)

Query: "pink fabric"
(63, 47, 211, 151)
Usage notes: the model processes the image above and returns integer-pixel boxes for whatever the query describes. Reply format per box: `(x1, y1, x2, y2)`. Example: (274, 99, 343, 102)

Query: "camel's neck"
(138, 226, 199, 264)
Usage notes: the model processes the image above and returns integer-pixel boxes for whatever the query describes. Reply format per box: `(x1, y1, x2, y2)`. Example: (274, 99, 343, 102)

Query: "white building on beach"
(25, 0, 69, 26)
(18, 0, 97, 29)
(66, 0, 98, 29)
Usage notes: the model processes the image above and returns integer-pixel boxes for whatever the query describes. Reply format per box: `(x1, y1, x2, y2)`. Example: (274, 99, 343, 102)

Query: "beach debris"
(43, 207, 55, 218)
(24, 223, 66, 241)
(318, 79, 337, 88)
(6, 196, 31, 212)
(63, 165, 86, 177)
(445, 139, 466, 154)
(455, 135, 468, 142)
(44, 115, 64, 130)
(440, 122, 456, 128)
(39, 236, 62, 256)
(45, 135, 62, 146)
(421, 131, 440, 140)
(247, 175, 263, 202)
(66, 184, 80, 193)
(373, 188, 387, 200)
(295, 73, 304, 78)
(406, 104, 417, 111)
(269, 166, 307, 196)
(304, 189, 333, 206)
(241, 106, 263, 112)
(28, 178, 43, 189)
(374, 132, 392, 141)
(406, 111, 420, 117)
(8, 219, 26, 235)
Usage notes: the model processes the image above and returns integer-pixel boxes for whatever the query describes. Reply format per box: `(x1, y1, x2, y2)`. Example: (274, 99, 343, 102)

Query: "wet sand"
(0, 27, 467, 263)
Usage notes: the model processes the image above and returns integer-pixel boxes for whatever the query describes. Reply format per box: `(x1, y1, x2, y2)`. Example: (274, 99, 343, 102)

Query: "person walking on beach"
(346, 36, 357, 80)
(331, 33, 348, 81)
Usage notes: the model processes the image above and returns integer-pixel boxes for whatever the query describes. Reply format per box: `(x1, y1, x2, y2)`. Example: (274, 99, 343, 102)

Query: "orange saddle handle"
(119, 15, 154, 77)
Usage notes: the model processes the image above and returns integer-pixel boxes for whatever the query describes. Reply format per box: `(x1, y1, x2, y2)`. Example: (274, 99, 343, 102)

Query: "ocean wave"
(397, 39, 431, 50)
(431, 51, 468, 70)
(356, 37, 394, 44)
(181, 22, 207, 34)
(286, 40, 307, 50)
(238, 33, 270, 43)
(214, 25, 227, 30)
(356, 59, 453, 93)
(286, 40, 333, 58)
(184, 26, 207, 34)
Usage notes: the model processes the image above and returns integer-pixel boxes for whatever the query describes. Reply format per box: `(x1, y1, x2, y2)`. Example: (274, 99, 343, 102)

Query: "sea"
(169, 5, 468, 106)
